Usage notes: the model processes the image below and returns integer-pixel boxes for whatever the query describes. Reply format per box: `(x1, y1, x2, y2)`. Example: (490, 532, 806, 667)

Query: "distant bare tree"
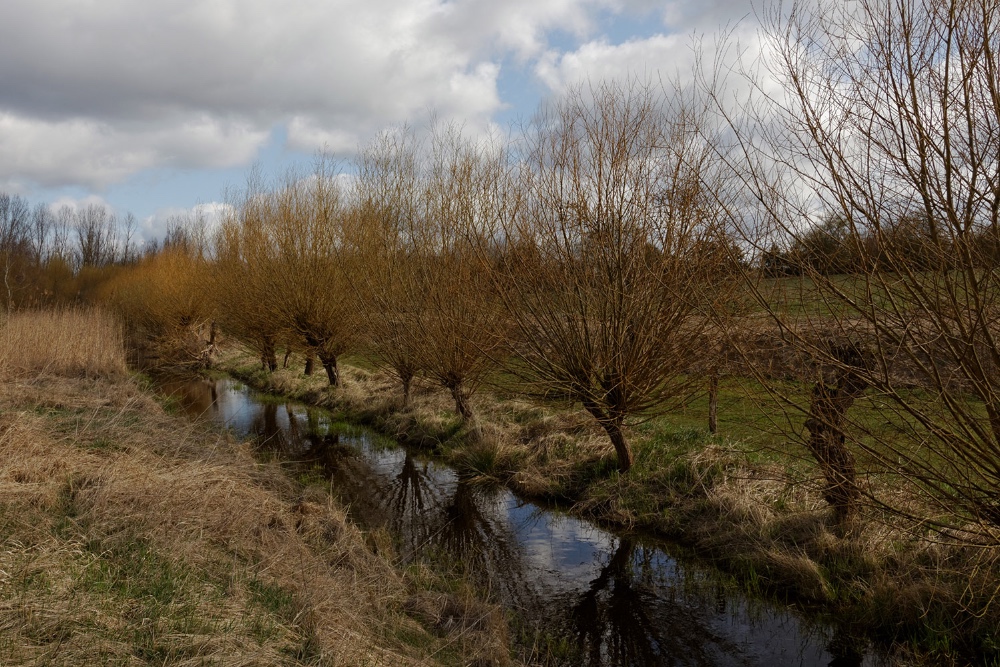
(51, 206, 74, 263)
(29, 203, 52, 266)
(0, 193, 31, 310)
(120, 212, 138, 264)
(143, 237, 160, 258)
(74, 203, 118, 268)
(0, 194, 30, 252)
(164, 211, 211, 259)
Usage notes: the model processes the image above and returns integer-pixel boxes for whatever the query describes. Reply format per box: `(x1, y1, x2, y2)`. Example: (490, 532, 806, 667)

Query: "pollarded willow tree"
(215, 173, 290, 372)
(351, 125, 507, 418)
(104, 244, 214, 366)
(256, 158, 359, 386)
(724, 0, 1000, 534)
(486, 81, 736, 472)
(403, 125, 510, 421)
(351, 129, 426, 406)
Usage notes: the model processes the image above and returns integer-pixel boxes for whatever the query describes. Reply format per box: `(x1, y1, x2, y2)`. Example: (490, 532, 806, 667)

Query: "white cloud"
(0, 0, 514, 189)
(0, 111, 266, 189)
(433, 0, 603, 61)
(534, 34, 692, 92)
(47, 194, 116, 215)
(532, 22, 782, 126)
(659, 0, 759, 31)
(0, 0, 767, 202)
(286, 119, 360, 156)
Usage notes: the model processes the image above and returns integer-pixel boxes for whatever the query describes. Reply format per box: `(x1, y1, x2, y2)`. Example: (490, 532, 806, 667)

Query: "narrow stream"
(160, 376, 885, 667)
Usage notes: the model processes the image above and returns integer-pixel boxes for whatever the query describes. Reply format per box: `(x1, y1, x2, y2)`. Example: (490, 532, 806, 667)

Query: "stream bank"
(211, 346, 1000, 665)
(159, 371, 903, 666)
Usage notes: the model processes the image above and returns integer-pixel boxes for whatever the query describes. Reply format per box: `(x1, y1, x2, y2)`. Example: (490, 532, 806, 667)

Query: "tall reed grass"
(0, 308, 127, 378)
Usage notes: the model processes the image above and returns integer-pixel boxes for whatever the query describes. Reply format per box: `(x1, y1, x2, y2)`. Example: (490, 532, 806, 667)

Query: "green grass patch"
(83, 437, 124, 452)
(80, 537, 186, 604)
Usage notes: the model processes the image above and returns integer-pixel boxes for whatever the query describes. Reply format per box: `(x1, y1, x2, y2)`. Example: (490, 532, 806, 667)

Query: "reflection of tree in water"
(236, 398, 540, 614)
(436, 481, 537, 606)
(286, 416, 443, 540)
(239, 402, 540, 613)
(383, 460, 526, 580)
(383, 453, 449, 559)
(283, 404, 331, 458)
(159, 378, 219, 419)
(345, 452, 541, 614)
(249, 402, 282, 450)
(248, 403, 336, 458)
(824, 624, 865, 667)
(305, 409, 320, 436)
(563, 538, 877, 667)
(569, 538, 751, 667)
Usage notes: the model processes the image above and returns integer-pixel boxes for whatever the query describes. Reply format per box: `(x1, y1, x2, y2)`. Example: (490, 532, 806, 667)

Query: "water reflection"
(569, 538, 732, 666)
(160, 377, 881, 667)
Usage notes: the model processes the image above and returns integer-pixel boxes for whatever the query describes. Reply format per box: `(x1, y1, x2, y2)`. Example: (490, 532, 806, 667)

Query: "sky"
(0, 0, 760, 241)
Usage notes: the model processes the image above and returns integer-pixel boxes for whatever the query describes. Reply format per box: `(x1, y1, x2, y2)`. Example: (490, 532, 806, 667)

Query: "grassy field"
(0, 310, 512, 666)
(218, 344, 1000, 665)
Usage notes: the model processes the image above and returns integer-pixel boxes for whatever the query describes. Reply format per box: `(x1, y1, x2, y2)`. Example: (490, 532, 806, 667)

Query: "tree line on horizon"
(0, 192, 216, 309)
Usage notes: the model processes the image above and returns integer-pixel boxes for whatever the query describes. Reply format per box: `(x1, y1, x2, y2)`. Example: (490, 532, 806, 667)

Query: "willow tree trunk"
(804, 367, 868, 527)
(584, 399, 633, 472)
(319, 351, 340, 387)
(603, 420, 633, 473)
(261, 335, 278, 372)
(448, 382, 473, 421)
(401, 371, 413, 408)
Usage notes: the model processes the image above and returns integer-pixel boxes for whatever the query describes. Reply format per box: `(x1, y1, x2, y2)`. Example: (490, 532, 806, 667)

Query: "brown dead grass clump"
(0, 308, 127, 378)
(0, 369, 509, 665)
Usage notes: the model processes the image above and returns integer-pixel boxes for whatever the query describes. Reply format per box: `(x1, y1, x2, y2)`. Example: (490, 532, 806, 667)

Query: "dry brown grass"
(0, 308, 127, 378)
(0, 324, 511, 664)
(0, 375, 512, 666)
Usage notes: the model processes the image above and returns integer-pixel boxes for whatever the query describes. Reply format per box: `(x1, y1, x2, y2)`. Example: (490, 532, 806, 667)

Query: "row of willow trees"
(210, 83, 739, 473)
(102, 0, 1000, 545)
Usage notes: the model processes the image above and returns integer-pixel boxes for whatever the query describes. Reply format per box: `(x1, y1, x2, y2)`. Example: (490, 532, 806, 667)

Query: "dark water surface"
(160, 376, 885, 667)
